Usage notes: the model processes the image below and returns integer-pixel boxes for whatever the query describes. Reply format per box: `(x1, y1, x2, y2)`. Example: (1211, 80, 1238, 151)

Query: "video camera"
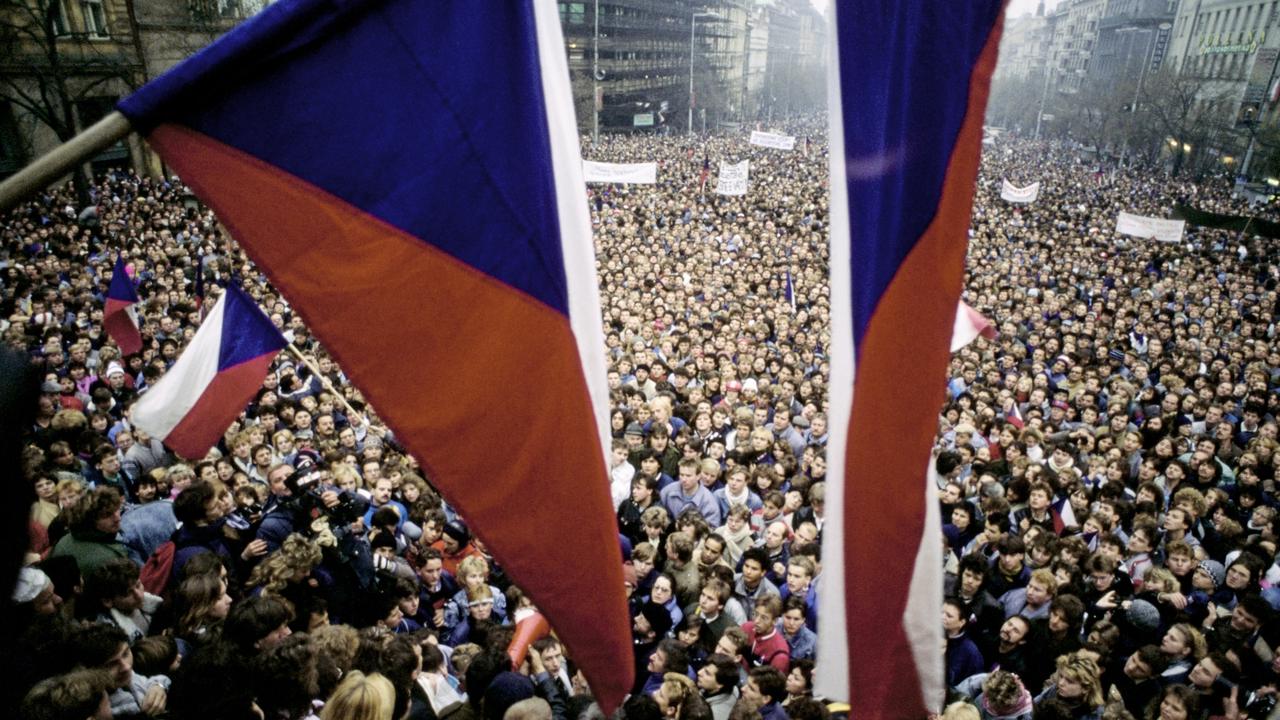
(285, 450, 365, 528)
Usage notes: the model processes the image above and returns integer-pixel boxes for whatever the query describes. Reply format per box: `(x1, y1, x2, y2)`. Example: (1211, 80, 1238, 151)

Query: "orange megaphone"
(507, 611, 551, 668)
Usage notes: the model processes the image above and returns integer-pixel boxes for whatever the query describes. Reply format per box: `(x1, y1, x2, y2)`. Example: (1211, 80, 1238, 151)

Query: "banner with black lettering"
(715, 160, 749, 195)
(1000, 179, 1039, 204)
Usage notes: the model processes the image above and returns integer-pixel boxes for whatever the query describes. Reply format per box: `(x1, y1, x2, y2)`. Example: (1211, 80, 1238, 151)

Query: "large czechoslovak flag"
(817, 2, 1005, 717)
(133, 283, 286, 459)
(104, 254, 143, 356)
(114, 0, 631, 707)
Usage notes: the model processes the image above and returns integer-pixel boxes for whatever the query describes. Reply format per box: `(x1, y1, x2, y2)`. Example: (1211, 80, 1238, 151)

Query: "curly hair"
(246, 533, 323, 598)
(982, 671, 1024, 712)
(1055, 651, 1104, 708)
(311, 624, 361, 676)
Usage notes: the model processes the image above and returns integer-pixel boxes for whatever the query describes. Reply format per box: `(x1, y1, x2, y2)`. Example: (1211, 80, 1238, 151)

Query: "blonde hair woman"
(320, 670, 395, 720)
(246, 533, 323, 608)
(654, 673, 701, 719)
(1036, 651, 1104, 714)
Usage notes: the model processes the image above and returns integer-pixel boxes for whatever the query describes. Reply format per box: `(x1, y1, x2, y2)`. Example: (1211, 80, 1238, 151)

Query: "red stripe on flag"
(164, 354, 276, 459)
(104, 298, 142, 355)
(842, 25, 1001, 717)
(144, 123, 634, 707)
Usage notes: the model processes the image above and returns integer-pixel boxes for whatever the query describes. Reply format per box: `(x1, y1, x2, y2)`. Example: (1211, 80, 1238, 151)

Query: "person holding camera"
(257, 452, 366, 552)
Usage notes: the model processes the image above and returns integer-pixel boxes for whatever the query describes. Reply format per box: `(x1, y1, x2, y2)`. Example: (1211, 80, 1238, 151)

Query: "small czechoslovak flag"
(103, 254, 143, 356)
(133, 282, 286, 459)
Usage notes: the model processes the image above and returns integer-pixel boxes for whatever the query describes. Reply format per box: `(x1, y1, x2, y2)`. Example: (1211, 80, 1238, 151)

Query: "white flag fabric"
(715, 160, 749, 196)
(749, 130, 797, 150)
(1115, 211, 1185, 243)
(1000, 179, 1039, 203)
(581, 161, 657, 184)
(950, 300, 997, 352)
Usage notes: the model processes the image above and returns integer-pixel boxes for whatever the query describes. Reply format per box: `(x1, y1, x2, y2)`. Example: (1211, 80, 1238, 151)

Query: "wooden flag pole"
(0, 112, 134, 213)
(284, 342, 364, 422)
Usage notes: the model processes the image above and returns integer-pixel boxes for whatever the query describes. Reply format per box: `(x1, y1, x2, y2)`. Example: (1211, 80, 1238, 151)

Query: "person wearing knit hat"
(631, 601, 672, 695)
(432, 519, 480, 576)
(12, 566, 62, 618)
(482, 671, 535, 720)
(1126, 599, 1162, 635)
(1195, 560, 1225, 590)
(622, 562, 638, 595)
(443, 520, 470, 547)
(636, 600, 673, 640)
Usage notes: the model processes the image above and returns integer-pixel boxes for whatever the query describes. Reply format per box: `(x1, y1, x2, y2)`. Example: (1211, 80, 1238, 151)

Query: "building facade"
(1049, 0, 1109, 94)
(1088, 0, 1177, 92)
(995, 9, 1052, 85)
(0, 0, 252, 179)
(1165, 0, 1280, 163)
(558, 0, 823, 136)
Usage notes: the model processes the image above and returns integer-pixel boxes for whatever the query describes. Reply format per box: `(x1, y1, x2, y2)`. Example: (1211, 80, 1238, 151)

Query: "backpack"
(140, 541, 176, 596)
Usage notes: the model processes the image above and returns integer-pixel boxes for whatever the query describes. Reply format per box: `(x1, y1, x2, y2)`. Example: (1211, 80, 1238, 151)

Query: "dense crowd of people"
(6, 106, 1280, 720)
(938, 143, 1280, 720)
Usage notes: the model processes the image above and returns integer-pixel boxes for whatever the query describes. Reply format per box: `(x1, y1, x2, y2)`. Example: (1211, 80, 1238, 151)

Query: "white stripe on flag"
(907, 457, 946, 710)
(815, 4, 853, 699)
(532, 0, 612, 470)
(133, 290, 227, 439)
(950, 300, 994, 352)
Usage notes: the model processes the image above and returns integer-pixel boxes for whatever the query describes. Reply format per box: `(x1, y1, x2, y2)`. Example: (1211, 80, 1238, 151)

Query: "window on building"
(560, 2, 584, 24)
(0, 102, 24, 178)
(47, 0, 69, 35)
(82, 0, 107, 36)
(76, 97, 129, 164)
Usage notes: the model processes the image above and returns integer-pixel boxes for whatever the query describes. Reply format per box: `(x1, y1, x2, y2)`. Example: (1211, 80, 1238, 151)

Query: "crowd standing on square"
(7, 119, 1280, 720)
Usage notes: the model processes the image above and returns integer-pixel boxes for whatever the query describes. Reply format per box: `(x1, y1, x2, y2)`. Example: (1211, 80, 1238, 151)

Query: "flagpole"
(0, 112, 134, 212)
(284, 342, 365, 422)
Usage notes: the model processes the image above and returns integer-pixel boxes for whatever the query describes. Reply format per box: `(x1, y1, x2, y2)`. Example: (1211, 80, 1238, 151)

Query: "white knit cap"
(11, 567, 51, 603)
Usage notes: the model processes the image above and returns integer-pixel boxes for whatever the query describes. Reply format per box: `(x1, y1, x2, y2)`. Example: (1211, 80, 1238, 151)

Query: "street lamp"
(689, 10, 722, 137)
(1035, 46, 1056, 140)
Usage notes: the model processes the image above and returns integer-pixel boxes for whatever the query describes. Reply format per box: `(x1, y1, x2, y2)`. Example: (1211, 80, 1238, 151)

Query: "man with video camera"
(253, 450, 400, 623)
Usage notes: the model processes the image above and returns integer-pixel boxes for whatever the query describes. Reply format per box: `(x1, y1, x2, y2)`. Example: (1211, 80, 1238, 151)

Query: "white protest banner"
(1000, 179, 1040, 204)
(581, 161, 658, 184)
(715, 160, 749, 196)
(1114, 211, 1185, 243)
(749, 130, 797, 151)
